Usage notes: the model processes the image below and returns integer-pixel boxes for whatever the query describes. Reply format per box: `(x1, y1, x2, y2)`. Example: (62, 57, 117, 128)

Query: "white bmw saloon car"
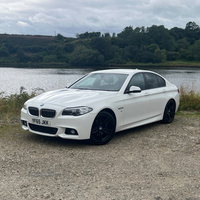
(21, 69, 179, 145)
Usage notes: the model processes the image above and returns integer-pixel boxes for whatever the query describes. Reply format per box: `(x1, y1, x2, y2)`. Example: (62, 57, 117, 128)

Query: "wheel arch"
(162, 98, 176, 124)
(98, 108, 117, 126)
(166, 98, 177, 110)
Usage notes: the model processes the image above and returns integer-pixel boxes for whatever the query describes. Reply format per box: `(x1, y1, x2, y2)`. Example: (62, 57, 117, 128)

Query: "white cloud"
(29, 13, 57, 25)
(17, 21, 30, 27)
(0, 0, 200, 36)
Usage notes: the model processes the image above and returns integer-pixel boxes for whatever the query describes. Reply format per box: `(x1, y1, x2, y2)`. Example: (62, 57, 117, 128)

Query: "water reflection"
(0, 67, 200, 96)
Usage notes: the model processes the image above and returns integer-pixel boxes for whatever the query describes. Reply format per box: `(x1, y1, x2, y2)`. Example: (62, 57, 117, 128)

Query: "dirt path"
(0, 114, 200, 200)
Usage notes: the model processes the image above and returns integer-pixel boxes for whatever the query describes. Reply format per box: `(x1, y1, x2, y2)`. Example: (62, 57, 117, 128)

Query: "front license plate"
(32, 118, 51, 126)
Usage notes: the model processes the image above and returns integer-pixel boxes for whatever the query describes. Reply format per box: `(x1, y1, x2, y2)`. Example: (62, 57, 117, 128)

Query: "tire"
(162, 99, 176, 124)
(90, 111, 115, 145)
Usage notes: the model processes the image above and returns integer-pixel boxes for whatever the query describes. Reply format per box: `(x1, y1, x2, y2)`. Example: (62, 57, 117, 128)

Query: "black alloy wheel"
(162, 99, 176, 124)
(90, 111, 116, 145)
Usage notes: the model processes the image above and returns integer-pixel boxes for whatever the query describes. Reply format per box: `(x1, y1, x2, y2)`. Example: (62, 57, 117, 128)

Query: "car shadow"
(24, 132, 90, 147)
(23, 120, 164, 147)
(114, 121, 161, 140)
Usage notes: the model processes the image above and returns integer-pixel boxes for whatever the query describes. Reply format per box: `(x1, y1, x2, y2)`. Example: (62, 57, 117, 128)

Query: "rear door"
(144, 72, 167, 118)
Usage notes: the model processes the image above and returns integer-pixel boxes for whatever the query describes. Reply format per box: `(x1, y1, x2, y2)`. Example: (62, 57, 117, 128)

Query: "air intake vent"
(41, 109, 56, 118)
(29, 107, 39, 116)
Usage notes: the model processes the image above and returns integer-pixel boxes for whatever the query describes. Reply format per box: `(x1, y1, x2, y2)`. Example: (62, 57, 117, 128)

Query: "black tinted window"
(157, 75, 166, 87)
(145, 73, 159, 89)
(145, 73, 166, 89)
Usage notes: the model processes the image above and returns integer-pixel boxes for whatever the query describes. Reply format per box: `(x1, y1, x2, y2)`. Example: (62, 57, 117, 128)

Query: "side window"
(127, 73, 145, 91)
(145, 73, 166, 89)
(145, 73, 159, 89)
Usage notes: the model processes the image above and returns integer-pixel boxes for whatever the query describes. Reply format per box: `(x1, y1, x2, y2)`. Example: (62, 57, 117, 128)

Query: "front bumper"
(21, 108, 96, 140)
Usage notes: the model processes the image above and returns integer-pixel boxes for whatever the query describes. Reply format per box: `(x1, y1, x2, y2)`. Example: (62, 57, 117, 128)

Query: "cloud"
(0, 0, 200, 37)
(17, 21, 30, 27)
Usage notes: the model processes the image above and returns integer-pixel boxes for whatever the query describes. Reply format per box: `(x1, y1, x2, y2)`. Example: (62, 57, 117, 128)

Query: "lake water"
(0, 66, 200, 96)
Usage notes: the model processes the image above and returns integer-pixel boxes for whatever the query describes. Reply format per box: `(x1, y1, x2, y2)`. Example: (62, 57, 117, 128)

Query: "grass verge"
(0, 92, 35, 121)
(179, 87, 200, 112)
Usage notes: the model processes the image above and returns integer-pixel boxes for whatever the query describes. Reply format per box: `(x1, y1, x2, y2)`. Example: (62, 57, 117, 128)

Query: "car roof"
(91, 69, 152, 75)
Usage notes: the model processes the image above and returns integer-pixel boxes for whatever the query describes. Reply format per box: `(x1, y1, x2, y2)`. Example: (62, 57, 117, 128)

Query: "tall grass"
(179, 87, 200, 111)
(0, 92, 35, 120)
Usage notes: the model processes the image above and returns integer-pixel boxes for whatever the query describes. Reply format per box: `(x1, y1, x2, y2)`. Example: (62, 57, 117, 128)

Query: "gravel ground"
(0, 114, 200, 200)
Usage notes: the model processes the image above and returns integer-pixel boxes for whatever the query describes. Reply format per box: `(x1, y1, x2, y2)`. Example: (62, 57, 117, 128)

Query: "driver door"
(123, 73, 150, 126)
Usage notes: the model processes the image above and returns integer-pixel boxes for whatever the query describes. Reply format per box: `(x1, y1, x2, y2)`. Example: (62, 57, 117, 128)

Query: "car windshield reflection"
(70, 73, 128, 91)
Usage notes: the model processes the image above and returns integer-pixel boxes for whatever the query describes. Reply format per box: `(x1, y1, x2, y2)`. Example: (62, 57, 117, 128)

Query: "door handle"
(144, 92, 149, 96)
(163, 89, 166, 93)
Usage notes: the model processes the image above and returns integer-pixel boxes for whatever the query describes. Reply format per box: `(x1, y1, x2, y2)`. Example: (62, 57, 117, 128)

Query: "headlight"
(62, 106, 93, 116)
(23, 103, 28, 110)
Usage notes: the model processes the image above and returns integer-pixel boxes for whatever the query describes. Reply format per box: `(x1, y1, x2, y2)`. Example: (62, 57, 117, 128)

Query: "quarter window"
(157, 75, 166, 87)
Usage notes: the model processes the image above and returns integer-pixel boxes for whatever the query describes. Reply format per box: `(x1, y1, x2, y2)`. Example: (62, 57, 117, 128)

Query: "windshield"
(69, 73, 128, 91)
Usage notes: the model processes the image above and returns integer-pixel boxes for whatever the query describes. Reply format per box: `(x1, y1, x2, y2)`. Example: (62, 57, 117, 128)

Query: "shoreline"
(1, 62, 200, 69)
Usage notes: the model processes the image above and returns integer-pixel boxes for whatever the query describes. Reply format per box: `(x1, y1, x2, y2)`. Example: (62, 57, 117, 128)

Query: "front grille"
(29, 107, 39, 116)
(41, 109, 56, 118)
(29, 123, 58, 135)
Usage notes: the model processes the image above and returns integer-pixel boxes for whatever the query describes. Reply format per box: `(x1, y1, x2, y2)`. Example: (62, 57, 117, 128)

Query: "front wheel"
(162, 99, 176, 124)
(90, 111, 115, 145)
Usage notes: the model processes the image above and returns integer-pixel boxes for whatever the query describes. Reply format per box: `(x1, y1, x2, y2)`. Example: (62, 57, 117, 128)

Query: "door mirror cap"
(128, 86, 141, 93)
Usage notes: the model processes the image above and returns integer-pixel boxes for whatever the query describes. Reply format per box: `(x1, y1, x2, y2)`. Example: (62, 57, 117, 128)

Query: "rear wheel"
(162, 99, 176, 123)
(90, 111, 115, 145)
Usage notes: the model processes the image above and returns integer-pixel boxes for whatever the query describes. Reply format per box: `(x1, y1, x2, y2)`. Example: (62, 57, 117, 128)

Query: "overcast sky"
(0, 0, 199, 37)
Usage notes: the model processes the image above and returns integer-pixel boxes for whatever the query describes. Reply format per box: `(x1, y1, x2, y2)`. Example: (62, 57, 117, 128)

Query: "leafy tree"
(175, 38, 190, 50)
(122, 45, 139, 61)
(64, 43, 74, 53)
(102, 32, 111, 38)
(167, 52, 180, 61)
(90, 37, 112, 60)
(185, 21, 200, 42)
(112, 33, 116, 37)
(56, 33, 65, 41)
(134, 51, 155, 63)
(76, 32, 101, 39)
(16, 49, 30, 62)
(187, 39, 200, 61)
(185, 21, 200, 31)
(111, 37, 126, 48)
(154, 49, 167, 63)
(169, 27, 185, 40)
(147, 25, 175, 51)
(117, 26, 134, 38)
(69, 45, 104, 66)
(43, 55, 57, 63)
(147, 43, 159, 53)
(0, 46, 9, 57)
(24, 45, 47, 53)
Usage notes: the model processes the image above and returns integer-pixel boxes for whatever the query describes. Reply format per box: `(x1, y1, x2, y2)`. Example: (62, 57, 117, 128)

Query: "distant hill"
(0, 21, 200, 67)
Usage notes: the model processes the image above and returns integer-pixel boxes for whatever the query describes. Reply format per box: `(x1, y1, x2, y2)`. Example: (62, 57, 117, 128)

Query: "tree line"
(0, 21, 200, 66)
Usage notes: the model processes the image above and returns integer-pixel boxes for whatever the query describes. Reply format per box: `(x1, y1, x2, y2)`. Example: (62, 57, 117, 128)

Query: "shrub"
(179, 87, 200, 111)
(0, 92, 35, 120)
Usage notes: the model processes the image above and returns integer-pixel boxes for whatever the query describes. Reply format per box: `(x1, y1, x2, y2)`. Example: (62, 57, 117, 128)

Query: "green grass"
(0, 92, 35, 120)
(178, 87, 200, 112)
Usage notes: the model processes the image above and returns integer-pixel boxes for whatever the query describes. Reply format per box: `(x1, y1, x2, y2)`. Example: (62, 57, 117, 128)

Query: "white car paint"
(21, 69, 179, 144)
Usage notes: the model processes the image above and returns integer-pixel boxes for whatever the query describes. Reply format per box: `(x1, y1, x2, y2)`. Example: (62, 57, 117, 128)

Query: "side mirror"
(127, 86, 141, 93)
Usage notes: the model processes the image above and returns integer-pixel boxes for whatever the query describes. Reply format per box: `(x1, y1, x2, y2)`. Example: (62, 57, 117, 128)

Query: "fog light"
(65, 128, 78, 135)
(21, 120, 27, 127)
